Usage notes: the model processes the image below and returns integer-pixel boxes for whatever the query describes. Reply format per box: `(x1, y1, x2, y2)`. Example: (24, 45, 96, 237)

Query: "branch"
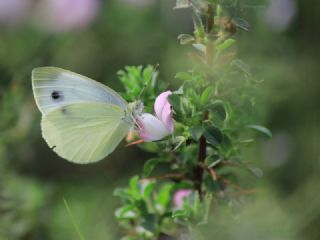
(194, 111, 209, 199)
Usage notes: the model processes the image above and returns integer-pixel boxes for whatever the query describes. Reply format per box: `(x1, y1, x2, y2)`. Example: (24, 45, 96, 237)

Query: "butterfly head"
(128, 100, 144, 118)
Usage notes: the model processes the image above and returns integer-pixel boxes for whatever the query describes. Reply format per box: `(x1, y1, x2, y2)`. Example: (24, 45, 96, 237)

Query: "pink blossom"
(0, 0, 32, 25)
(34, 0, 100, 32)
(137, 91, 174, 142)
(174, 189, 192, 208)
(264, 0, 296, 32)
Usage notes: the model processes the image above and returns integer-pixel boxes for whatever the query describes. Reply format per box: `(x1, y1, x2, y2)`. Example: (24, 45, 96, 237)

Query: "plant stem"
(206, 4, 214, 34)
(194, 3, 216, 200)
(194, 111, 209, 200)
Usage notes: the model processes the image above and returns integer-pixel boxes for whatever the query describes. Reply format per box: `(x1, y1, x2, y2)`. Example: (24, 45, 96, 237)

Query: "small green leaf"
(247, 166, 263, 178)
(192, 43, 206, 54)
(168, 94, 182, 115)
(206, 154, 222, 168)
(198, 194, 213, 225)
(157, 183, 174, 212)
(113, 189, 133, 202)
(175, 72, 192, 81)
(115, 205, 138, 220)
(232, 17, 250, 31)
(247, 125, 272, 138)
(189, 191, 201, 220)
(189, 126, 204, 141)
(209, 100, 227, 121)
(193, 12, 205, 38)
(200, 87, 213, 105)
(203, 126, 223, 145)
(143, 159, 158, 177)
(178, 34, 195, 45)
(141, 181, 155, 198)
(129, 176, 141, 199)
(231, 59, 252, 77)
(173, 136, 186, 151)
(172, 209, 190, 218)
(216, 38, 236, 54)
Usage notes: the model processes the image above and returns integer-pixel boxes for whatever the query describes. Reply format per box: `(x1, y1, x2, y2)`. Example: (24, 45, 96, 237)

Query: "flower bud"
(137, 91, 174, 142)
(173, 189, 192, 208)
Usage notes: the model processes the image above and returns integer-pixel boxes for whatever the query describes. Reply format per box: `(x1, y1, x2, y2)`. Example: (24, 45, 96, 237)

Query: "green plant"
(114, 1, 270, 239)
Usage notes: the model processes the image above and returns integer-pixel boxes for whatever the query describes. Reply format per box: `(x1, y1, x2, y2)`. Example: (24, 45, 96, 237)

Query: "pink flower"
(0, 0, 32, 25)
(34, 0, 100, 33)
(264, 0, 296, 32)
(137, 91, 174, 142)
(174, 189, 192, 208)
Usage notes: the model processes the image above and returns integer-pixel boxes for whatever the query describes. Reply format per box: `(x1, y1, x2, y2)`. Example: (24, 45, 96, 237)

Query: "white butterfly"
(32, 67, 143, 164)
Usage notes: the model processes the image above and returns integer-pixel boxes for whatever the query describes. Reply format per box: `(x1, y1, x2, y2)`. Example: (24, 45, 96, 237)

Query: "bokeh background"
(0, 0, 319, 239)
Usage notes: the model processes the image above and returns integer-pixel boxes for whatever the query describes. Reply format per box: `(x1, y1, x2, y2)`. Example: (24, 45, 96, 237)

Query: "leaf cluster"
(114, 1, 270, 238)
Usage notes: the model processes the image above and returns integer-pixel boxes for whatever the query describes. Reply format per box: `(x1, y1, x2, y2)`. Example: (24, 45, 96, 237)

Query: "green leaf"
(113, 189, 133, 202)
(247, 125, 272, 138)
(168, 94, 182, 115)
(232, 17, 250, 31)
(143, 159, 158, 177)
(190, 192, 202, 221)
(192, 43, 206, 54)
(206, 154, 222, 168)
(203, 126, 223, 145)
(157, 183, 174, 212)
(216, 38, 236, 54)
(247, 166, 264, 178)
(209, 100, 227, 121)
(141, 181, 156, 198)
(231, 59, 252, 77)
(173, 136, 186, 151)
(172, 209, 190, 218)
(192, 11, 205, 38)
(115, 205, 138, 220)
(230, 159, 264, 178)
(189, 126, 204, 141)
(129, 176, 141, 199)
(178, 34, 195, 45)
(198, 194, 213, 225)
(200, 87, 213, 105)
(175, 72, 192, 81)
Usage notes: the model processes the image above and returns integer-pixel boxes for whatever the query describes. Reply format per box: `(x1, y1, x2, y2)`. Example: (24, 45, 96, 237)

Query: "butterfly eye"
(51, 91, 63, 101)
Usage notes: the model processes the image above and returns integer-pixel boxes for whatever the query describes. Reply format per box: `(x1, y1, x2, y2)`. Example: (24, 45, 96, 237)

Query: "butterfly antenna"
(138, 64, 160, 100)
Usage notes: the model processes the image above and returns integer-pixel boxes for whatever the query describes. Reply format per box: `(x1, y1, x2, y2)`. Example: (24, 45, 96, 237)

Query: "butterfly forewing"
(32, 67, 127, 114)
(41, 102, 131, 164)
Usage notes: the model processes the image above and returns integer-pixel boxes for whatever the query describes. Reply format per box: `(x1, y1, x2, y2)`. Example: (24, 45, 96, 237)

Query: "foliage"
(1, 0, 319, 239)
(114, 0, 270, 238)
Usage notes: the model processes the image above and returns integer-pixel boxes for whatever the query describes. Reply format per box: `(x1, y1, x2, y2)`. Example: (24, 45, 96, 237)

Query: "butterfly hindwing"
(32, 67, 128, 114)
(41, 102, 131, 164)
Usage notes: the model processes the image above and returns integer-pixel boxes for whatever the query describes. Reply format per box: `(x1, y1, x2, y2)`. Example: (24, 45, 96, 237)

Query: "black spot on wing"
(51, 91, 64, 101)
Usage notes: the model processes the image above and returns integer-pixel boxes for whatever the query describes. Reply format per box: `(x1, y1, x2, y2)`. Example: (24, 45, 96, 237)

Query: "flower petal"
(154, 91, 174, 132)
(137, 113, 170, 142)
(173, 189, 192, 208)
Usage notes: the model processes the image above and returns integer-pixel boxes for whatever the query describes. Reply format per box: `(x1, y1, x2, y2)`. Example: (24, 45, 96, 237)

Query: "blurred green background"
(0, 0, 319, 239)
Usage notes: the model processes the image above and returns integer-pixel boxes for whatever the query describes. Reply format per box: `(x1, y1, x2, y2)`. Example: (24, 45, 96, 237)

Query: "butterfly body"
(32, 67, 141, 164)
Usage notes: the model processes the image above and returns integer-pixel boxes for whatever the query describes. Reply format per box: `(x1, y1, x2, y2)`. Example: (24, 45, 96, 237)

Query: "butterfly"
(32, 67, 143, 164)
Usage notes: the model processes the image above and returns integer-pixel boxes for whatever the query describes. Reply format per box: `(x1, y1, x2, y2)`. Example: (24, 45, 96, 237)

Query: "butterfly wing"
(32, 67, 127, 114)
(41, 102, 131, 164)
